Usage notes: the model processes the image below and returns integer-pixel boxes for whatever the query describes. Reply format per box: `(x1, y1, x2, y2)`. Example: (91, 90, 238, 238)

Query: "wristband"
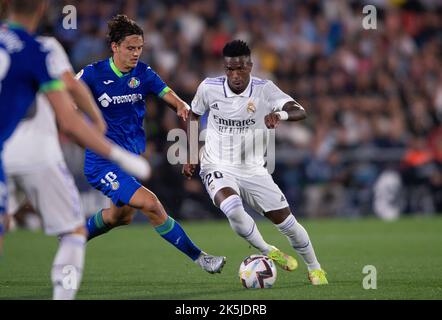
(275, 111, 289, 120)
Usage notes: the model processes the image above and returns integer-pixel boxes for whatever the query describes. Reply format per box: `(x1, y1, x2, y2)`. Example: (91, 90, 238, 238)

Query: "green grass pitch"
(1, 216, 441, 299)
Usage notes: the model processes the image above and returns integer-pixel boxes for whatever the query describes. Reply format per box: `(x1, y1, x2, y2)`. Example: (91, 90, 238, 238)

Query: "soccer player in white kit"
(183, 40, 328, 285)
(1, 22, 148, 300)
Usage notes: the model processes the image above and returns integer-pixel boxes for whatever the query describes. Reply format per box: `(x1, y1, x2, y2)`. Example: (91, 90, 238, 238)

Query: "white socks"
(220, 195, 271, 254)
(275, 215, 321, 271)
(220, 195, 321, 271)
(51, 234, 86, 300)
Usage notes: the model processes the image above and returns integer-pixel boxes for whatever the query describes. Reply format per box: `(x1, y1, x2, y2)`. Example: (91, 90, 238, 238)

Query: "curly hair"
(107, 14, 143, 45)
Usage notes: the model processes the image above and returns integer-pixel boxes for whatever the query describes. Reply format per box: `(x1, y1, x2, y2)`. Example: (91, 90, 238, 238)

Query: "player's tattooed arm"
(161, 90, 190, 121)
(265, 100, 307, 129)
(182, 112, 200, 179)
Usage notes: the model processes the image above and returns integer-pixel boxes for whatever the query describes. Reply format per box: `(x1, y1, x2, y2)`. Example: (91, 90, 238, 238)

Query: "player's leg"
(85, 165, 140, 240)
(0, 166, 7, 256)
(265, 207, 327, 284)
(85, 165, 225, 273)
(5, 175, 29, 232)
(19, 162, 87, 299)
(85, 166, 162, 240)
(129, 186, 226, 273)
(241, 174, 327, 284)
(52, 226, 87, 300)
(86, 203, 136, 240)
(201, 169, 271, 254)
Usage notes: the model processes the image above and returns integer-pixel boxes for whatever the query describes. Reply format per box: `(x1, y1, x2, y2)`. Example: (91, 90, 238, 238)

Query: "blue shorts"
(85, 161, 142, 207)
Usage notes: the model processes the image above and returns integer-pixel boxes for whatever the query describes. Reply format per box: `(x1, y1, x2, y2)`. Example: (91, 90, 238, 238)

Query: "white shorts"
(199, 166, 289, 215)
(7, 161, 84, 235)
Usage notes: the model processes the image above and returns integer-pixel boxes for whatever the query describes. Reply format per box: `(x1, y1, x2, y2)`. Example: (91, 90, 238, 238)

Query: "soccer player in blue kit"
(80, 15, 226, 274)
(0, 0, 150, 299)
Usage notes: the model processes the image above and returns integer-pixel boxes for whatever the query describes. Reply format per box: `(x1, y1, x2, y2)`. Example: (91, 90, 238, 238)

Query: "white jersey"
(2, 36, 73, 174)
(192, 76, 294, 177)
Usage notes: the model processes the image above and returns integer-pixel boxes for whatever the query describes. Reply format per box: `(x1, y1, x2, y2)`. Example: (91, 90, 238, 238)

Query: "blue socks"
(86, 209, 112, 241)
(86, 210, 202, 261)
(155, 216, 202, 261)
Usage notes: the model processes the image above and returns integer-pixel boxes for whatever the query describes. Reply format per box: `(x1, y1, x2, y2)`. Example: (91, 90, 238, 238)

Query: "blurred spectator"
(35, 0, 441, 218)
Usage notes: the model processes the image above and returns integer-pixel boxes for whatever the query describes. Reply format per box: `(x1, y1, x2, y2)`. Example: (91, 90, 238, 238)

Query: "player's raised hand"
(264, 112, 281, 129)
(182, 163, 196, 179)
(177, 102, 190, 122)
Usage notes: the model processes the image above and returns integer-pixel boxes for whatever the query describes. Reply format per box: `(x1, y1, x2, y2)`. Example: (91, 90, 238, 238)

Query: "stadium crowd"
(31, 0, 442, 219)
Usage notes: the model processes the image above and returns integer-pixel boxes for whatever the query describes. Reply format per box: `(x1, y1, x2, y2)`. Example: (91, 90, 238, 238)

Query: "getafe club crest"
(128, 77, 140, 88)
(247, 100, 256, 113)
(111, 181, 120, 191)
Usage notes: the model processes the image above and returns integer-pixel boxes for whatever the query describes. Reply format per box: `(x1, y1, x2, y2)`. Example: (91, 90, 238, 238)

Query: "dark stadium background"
(31, 0, 441, 222)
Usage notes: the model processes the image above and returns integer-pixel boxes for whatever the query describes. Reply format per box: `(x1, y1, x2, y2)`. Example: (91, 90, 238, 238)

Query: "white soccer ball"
(239, 255, 277, 289)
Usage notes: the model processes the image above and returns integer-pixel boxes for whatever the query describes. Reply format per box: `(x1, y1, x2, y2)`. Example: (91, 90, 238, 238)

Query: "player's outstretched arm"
(182, 111, 200, 179)
(265, 101, 307, 129)
(161, 90, 190, 121)
(62, 72, 107, 134)
(45, 89, 151, 180)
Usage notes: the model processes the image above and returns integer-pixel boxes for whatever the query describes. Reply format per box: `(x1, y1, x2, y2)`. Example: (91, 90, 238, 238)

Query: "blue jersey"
(0, 22, 62, 149)
(80, 58, 170, 207)
(80, 58, 170, 170)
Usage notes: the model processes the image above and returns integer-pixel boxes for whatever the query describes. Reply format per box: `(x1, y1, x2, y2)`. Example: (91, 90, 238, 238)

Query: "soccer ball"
(239, 255, 277, 289)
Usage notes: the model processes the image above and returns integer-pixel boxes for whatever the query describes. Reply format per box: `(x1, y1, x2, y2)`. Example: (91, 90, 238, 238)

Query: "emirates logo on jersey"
(128, 77, 140, 88)
(247, 101, 256, 113)
(213, 115, 256, 127)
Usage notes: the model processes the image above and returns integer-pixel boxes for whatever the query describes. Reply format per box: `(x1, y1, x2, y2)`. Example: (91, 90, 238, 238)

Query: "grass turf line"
(1, 216, 441, 299)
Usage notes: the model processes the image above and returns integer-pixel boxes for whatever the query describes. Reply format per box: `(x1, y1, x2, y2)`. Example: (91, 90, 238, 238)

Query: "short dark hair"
(223, 40, 251, 57)
(107, 14, 143, 45)
(10, 0, 45, 15)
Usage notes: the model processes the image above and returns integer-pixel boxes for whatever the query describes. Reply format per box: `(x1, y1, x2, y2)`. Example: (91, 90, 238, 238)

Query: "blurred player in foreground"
(183, 40, 328, 285)
(0, 0, 150, 299)
(79, 15, 226, 274)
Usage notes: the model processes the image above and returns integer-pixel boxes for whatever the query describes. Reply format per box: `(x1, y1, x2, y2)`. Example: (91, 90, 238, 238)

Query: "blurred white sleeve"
(38, 36, 73, 78)
(191, 81, 208, 115)
(263, 80, 296, 112)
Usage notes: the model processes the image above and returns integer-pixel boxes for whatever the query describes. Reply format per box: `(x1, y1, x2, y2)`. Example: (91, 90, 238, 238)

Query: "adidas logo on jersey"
(210, 103, 219, 110)
(280, 195, 286, 202)
(98, 93, 112, 107)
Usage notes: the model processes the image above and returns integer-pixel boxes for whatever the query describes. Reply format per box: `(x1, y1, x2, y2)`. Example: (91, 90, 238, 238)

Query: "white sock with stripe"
(220, 195, 271, 254)
(275, 215, 321, 271)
